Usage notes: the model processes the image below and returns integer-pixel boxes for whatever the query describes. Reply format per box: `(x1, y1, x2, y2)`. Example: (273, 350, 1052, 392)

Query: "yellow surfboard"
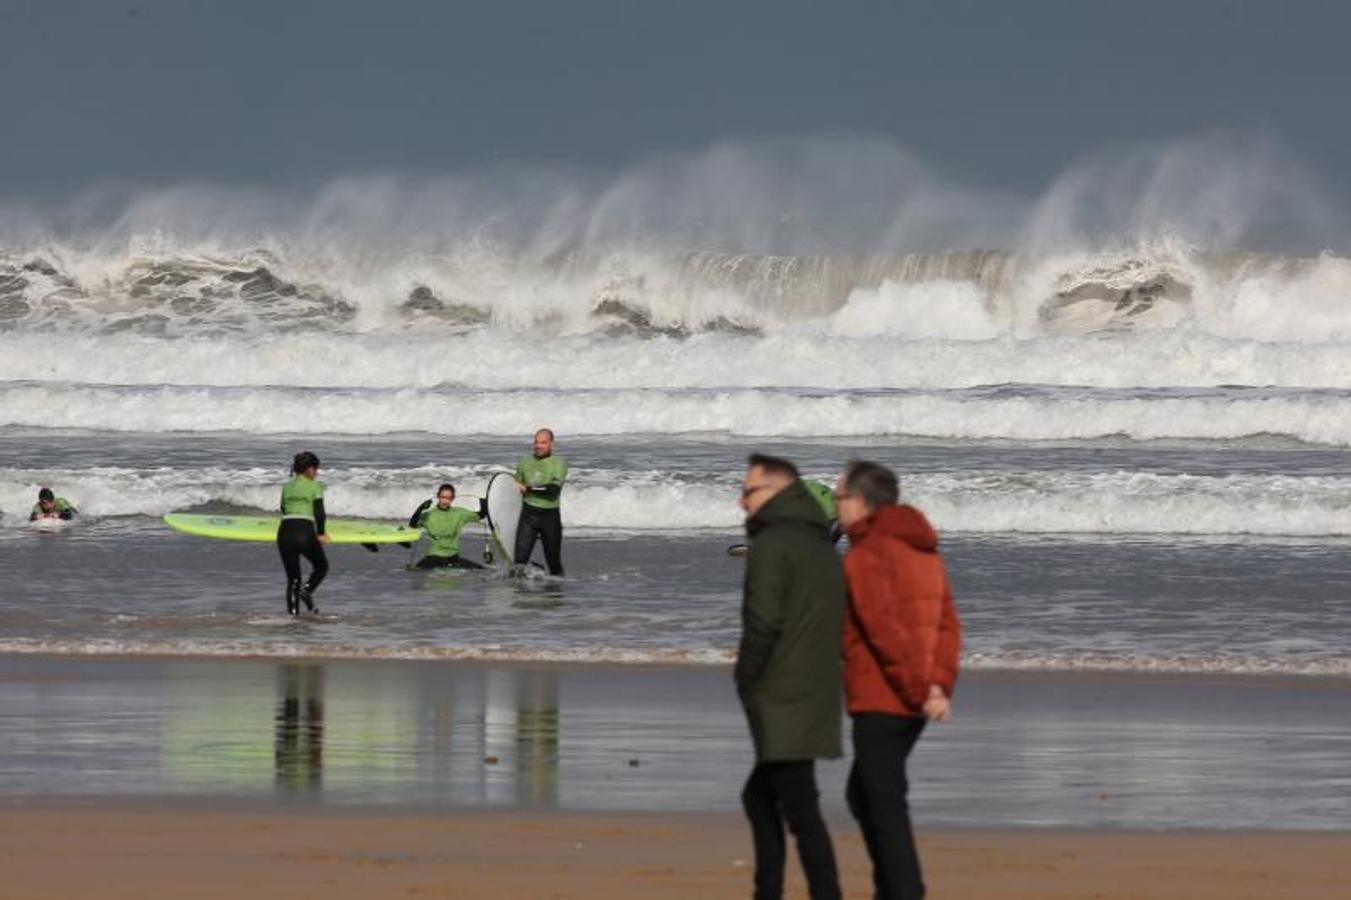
(164, 513, 419, 544)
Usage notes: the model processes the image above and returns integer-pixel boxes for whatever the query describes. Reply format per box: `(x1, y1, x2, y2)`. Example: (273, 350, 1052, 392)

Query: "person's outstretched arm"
(409, 499, 432, 528)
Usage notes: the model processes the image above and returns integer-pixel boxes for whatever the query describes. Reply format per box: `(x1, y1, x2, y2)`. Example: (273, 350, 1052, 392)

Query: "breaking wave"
(5, 242, 1351, 343)
(1, 382, 1350, 444)
(7, 465, 1351, 537)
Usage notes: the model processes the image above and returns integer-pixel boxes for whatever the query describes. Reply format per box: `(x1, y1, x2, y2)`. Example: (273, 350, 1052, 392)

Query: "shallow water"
(1, 432, 1349, 675)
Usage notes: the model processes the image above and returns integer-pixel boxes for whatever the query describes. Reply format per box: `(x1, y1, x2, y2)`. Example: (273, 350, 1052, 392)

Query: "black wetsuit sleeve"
(409, 499, 432, 528)
(313, 498, 327, 535)
(59, 507, 76, 520)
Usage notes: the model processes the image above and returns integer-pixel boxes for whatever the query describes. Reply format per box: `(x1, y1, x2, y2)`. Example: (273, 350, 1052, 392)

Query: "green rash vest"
(515, 454, 568, 510)
(802, 480, 837, 523)
(415, 505, 482, 557)
(30, 497, 74, 517)
(280, 476, 325, 520)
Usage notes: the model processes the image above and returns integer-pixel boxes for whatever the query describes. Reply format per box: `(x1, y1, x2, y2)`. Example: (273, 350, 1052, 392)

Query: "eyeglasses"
(740, 484, 773, 500)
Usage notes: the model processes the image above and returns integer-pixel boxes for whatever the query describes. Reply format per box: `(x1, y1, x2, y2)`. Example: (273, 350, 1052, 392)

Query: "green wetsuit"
(515, 454, 568, 510)
(277, 475, 328, 615)
(280, 475, 326, 524)
(414, 505, 483, 558)
(802, 480, 837, 523)
(30, 497, 76, 520)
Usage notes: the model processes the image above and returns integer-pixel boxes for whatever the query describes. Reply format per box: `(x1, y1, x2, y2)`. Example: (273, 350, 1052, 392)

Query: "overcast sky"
(1, 0, 1347, 203)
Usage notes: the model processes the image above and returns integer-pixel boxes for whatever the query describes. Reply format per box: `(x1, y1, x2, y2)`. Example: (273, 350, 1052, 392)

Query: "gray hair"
(842, 459, 898, 509)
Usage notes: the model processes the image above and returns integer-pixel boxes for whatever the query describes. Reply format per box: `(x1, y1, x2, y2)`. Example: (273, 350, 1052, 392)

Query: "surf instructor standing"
(514, 428, 567, 576)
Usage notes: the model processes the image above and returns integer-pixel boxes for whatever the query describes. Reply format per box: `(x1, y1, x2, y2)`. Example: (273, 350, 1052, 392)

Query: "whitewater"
(2, 138, 1349, 679)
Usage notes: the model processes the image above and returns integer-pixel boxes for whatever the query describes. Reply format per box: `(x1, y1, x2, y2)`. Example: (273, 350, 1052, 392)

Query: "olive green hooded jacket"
(735, 480, 845, 762)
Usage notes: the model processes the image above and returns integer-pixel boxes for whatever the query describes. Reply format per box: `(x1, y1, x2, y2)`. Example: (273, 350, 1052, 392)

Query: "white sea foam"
(6, 465, 1351, 537)
(828, 279, 1003, 340)
(8, 322, 1351, 396)
(2, 380, 1350, 444)
(0, 637, 1343, 678)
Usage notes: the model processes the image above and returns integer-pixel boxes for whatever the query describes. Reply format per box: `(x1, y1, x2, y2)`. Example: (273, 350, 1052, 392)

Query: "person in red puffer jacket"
(835, 460, 961, 900)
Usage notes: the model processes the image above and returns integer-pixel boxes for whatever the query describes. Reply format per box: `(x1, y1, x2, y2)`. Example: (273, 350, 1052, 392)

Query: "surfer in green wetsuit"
(514, 428, 567, 576)
(30, 487, 77, 521)
(278, 451, 329, 616)
(802, 478, 842, 543)
(408, 483, 489, 570)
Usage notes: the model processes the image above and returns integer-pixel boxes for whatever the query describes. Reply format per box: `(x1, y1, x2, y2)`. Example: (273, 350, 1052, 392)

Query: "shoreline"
(4, 648, 1350, 686)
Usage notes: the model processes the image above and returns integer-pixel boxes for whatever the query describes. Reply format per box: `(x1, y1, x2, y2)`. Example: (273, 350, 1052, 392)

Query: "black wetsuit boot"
(299, 582, 317, 614)
(286, 578, 303, 616)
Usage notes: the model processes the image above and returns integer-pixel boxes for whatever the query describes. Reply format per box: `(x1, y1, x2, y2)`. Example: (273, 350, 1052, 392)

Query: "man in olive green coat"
(735, 453, 845, 900)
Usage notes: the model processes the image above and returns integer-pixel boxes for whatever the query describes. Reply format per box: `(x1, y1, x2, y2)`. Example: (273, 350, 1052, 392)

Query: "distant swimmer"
(408, 483, 489, 570)
(30, 487, 77, 521)
(278, 451, 329, 616)
(514, 428, 567, 576)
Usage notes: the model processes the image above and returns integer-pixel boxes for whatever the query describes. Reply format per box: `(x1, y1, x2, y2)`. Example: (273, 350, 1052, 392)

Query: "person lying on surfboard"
(278, 451, 329, 616)
(30, 487, 77, 521)
(408, 483, 489, 570)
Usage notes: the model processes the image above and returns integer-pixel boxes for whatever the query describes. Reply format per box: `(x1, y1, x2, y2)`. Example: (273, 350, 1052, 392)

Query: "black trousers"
(277, 519, 329, 591)
(514, 505, 564, 576)
(846, 714, 928, 900)
(741, 761, 841, 900)
(415, 554, 484, 570)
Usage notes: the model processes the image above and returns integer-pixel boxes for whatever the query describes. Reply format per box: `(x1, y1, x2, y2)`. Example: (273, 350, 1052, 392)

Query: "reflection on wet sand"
(484, 669, 559, 806)
(157, 660, 563, 806)
(274, 665, 324, 793)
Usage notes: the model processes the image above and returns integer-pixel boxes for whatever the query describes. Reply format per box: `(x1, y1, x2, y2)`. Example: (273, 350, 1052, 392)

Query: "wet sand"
(2, 656, 1348, 829)
(2, 655, 1349, 896)
(0, 804, 1347, 899)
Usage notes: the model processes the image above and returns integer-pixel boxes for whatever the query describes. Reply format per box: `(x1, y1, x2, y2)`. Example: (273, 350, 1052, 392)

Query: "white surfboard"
(484, 471, 522, 570)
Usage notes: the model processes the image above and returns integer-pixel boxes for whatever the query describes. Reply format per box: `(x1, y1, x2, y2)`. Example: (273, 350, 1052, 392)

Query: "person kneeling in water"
(408, 483, 488, 570)
(278, 451, 329, 615)
(31, 487, 77, 521)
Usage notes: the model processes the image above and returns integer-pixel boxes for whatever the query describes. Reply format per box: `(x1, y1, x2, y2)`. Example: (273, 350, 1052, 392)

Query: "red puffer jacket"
(843, 504, 961, 717)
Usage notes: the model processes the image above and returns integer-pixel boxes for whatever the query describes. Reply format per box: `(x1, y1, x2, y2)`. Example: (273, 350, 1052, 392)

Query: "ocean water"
(2, 231, 1351, 679)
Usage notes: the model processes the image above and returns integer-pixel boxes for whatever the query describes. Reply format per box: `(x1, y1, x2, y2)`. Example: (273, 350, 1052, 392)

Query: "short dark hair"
(747, 453, 800, 480)
(843, 460, 898, 509)
(535, 428, 555, 440)
(38, 487, 54, 501)
(437, 483, 456, 497)
(292, 451, 321, 474)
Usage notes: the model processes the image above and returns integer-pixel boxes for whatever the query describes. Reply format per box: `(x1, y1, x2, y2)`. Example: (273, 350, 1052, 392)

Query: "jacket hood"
(846, 503, 938, 552)
(746, 481, 830, 537)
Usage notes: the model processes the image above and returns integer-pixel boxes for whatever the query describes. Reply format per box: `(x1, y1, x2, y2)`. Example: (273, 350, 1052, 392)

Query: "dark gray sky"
(1, 0, 1347, 201)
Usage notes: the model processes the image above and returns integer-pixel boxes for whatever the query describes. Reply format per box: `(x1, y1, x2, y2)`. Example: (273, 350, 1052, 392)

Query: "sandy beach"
(0, 804, 1346, 899)
(0, 655, 1347, 896)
